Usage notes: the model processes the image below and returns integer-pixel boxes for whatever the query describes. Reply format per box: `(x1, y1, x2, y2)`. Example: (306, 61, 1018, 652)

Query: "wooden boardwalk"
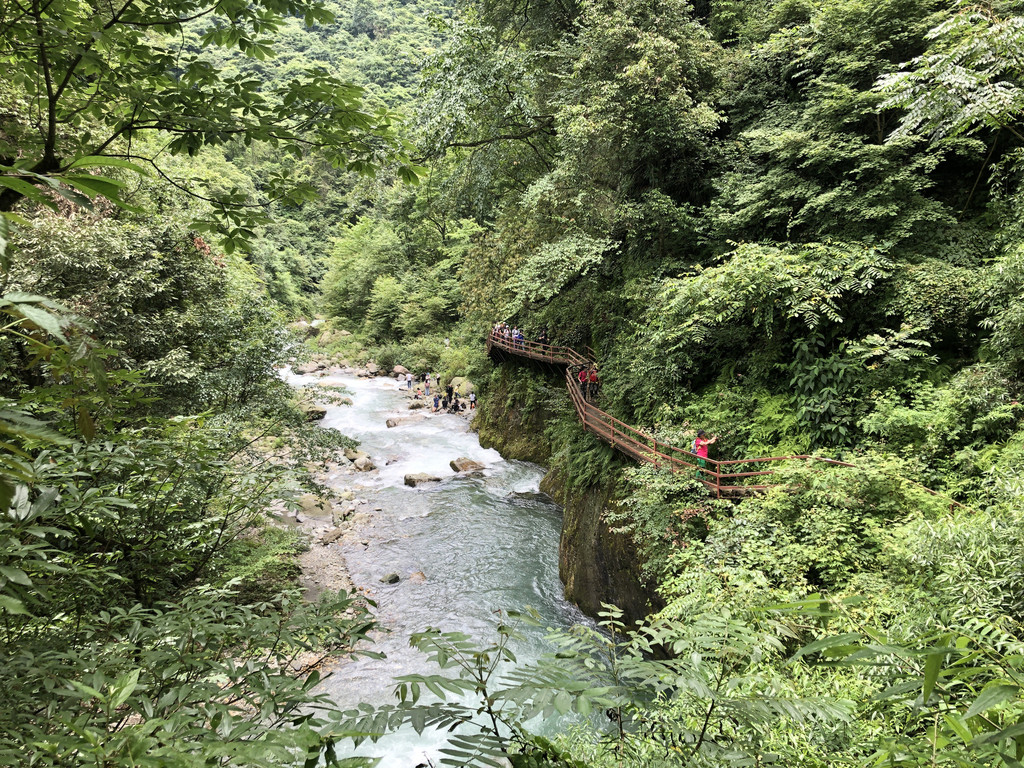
(486, 331, 866, 499)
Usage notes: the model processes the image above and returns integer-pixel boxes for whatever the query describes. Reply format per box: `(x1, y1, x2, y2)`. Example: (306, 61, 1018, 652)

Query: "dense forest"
(3, 0, 1024, 765)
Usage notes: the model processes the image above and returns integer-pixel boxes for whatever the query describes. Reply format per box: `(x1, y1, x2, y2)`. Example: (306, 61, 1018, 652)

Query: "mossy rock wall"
(541, 469, 655, 625)
(474, 365, 555, 464)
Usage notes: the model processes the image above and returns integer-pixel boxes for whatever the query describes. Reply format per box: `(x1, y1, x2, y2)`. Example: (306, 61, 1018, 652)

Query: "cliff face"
(474, 366, 554, 464)
(540, 469, 653, 625)
(476, 365, 654, 624)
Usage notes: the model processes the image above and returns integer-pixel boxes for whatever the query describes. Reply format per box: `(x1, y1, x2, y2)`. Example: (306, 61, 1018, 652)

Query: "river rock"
(392, 365, 409, 375)
(337, 490, 355, 501)
(450, 457, 485, 473)
(386, 415, 425, 428)
(449, 376, 475, 396)
(321, 528, 345, 545)
(319, 328, 353, 347)
(354, 456, 376, 472)
(298, 494, 334, 520)
(408, 401, 426, 410)
(365, 362, 379, 375)
(303, 403, 328, 421)
(409, 571, 426, 583)
(404, 473, 441, 487)
(344, 448, 370, 462)
(289, 320, 319, 338)
(380, 572, 400, 584)
(294, 361, 319, 375)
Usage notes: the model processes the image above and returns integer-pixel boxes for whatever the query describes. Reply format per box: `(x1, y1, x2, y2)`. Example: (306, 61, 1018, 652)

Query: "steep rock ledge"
(540, 469, 654, 625)
(475, 366, 554, 463)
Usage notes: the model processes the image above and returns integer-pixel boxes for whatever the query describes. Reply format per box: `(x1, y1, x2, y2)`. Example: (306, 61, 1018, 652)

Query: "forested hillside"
(318, 0, 1024, 765)
(4, 0, 1024, 765)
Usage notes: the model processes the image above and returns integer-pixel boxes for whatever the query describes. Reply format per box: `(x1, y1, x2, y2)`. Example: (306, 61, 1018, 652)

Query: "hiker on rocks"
(432, 393, 441, 412)
(405, 372, 413, 390)
(446, 382, 454, 401)
(577, 366, 589, 401)
(469, 392, 476, 410)
(424, 373, 431, 396)
(588, 366, 600, 401)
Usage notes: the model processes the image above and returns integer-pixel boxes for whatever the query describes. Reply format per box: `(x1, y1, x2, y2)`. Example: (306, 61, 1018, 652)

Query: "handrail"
(486, 330, 966, 505)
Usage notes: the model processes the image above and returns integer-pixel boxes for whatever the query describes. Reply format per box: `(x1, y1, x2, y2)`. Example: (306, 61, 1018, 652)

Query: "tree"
(0, 0, 418, 249)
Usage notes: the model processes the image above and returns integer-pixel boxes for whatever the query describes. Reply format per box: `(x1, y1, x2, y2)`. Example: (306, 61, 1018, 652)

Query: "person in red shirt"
(577, 366, 588, 401)
(588, 367, 599, 402)
(693, 430, 717, 478)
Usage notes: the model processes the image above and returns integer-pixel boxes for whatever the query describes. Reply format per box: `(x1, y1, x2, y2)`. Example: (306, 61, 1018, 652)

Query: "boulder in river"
(392, 365, 409, 376)
(294, 361, 319, 375)
(449, 376, 475, 396)
(405, 473, 441, 487)
(354, 456, 376, 472)
(450, 457, 485, 473)
(317, 329, 347, 346)
(344, 448, 370, 462)
(386, 415, 425, 428)
(380, 572, 400, 584)
(408, 401, 426, 410)
(289, 320, 318, 338)
(303, 403, 328, 421)
(321, 528, 345, 545)
(297, 494, 334, 520)
(365, 362, 379, 375)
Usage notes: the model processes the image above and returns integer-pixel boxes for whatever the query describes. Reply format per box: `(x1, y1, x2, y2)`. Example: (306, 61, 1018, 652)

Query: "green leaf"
(0, 566, 32, 586)
(111, 669, 141, 708)
(793, 633, 862, 660)
(965, 684, 1019, 719)
(922, 650, 945, 704)
(67, 156, 149, 175)
(0, 594, 28, 615)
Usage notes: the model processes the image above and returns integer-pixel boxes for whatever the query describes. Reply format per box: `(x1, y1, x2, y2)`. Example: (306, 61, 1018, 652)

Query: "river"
(288, 370, 585, 766)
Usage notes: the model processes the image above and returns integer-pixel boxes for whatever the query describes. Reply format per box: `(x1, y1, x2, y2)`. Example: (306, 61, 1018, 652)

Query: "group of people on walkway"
(493, 327, 721, 469)
(576, 365, 600, 403)
(493, 321, 525, 348)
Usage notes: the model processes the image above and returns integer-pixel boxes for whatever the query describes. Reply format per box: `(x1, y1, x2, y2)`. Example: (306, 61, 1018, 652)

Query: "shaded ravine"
(287, 370, 586, 766)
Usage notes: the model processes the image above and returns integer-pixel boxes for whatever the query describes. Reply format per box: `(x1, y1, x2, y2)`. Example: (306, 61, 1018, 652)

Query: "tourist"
(692, 430, 718, 478)
(577, 366, 589, 401)
(405, 371, 413, 390)
(588, 366, 600, 401)
(432, 393, 441, 412)
(469, 392, 476, 410)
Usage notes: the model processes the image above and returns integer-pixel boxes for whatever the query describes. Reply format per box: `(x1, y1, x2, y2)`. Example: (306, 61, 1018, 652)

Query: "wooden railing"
(486, 331, 900, 500)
